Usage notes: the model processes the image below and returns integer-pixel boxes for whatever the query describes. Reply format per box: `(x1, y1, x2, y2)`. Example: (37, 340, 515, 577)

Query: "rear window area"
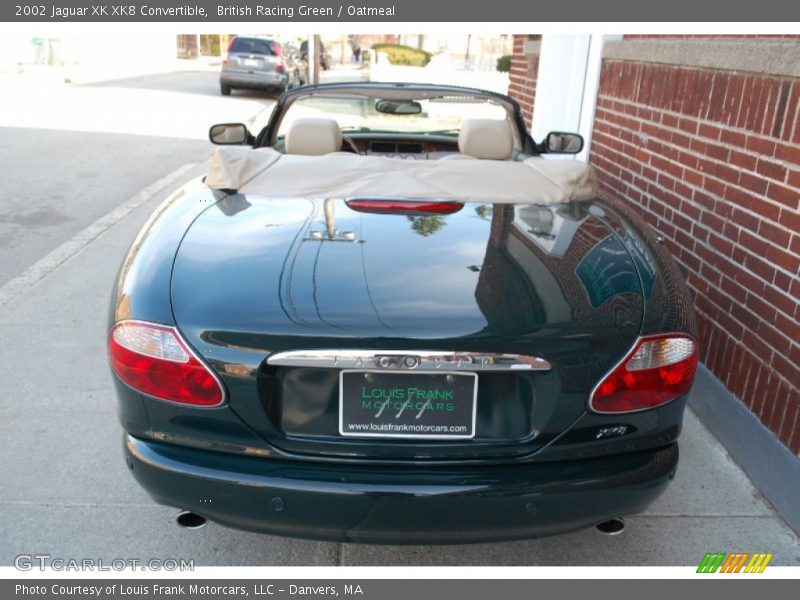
(229, 38, 278, 56)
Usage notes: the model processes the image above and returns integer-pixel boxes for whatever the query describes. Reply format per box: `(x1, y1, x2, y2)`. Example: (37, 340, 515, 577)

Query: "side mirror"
(209, 123, 251, 145)
(544, 131, 584, 154)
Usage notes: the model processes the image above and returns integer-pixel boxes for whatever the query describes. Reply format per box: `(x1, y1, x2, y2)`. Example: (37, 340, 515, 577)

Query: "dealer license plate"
(339, 370, 477, 439)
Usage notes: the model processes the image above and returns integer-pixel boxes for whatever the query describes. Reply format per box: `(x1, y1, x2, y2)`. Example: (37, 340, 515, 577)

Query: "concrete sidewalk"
(0, 169, 798, 566)
(0, 57, 369, 89)
(0, 57, 221, 86)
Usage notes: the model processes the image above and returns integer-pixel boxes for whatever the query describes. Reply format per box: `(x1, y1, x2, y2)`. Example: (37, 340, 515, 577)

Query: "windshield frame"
(255, 82, 535, 154)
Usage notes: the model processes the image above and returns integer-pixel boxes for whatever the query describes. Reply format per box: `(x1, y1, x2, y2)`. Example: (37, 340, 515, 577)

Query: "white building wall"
(531, 34, 622, 161)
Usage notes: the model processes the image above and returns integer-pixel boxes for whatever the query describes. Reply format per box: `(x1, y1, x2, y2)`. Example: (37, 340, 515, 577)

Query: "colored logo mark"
(697, 552, 773, 573)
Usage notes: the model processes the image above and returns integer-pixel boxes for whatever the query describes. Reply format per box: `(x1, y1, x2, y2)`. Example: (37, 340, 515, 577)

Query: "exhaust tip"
(176, 511, 207, 529)
(596, 517, 625, 536)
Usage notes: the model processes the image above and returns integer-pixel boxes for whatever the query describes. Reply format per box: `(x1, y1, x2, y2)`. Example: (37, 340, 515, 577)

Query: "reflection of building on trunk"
(513, 203, 587, 255)
(475, 205, 548, 334)
(475, 204, 642, 392)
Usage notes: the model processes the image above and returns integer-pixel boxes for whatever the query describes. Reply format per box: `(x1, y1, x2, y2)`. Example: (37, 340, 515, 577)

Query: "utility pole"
(310, 34, 321, 85)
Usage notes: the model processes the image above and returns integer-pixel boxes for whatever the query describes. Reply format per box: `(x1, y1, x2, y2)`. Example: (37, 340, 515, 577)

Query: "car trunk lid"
(170, 196, 644, 460)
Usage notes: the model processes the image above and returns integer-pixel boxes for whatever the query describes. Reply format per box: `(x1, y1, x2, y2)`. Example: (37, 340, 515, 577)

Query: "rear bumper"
(125, 434, 678, 544)
(220, 69, 287, 89)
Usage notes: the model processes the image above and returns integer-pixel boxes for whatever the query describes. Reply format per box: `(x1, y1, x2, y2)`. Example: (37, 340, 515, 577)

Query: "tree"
(407, 215, 445, 237)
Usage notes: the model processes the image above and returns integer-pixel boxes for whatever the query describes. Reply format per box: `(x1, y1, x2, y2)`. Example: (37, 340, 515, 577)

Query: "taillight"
(108, 320, 225, 407)
(589, 334, 698, 413)
(346, 199, 464, 215)
(275, 62, 285, 73)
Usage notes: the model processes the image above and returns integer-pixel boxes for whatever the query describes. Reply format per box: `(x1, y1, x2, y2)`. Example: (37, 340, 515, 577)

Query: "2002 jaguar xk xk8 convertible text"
(109, 83, 697, 543)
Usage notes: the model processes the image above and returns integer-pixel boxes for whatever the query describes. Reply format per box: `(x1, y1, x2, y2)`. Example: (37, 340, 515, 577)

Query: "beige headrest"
(285, 118, 342, 155)
(458, 118, 514, 160)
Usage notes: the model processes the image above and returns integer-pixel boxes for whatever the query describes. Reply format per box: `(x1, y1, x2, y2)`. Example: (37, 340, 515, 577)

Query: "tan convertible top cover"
(205, 146, 598, 204)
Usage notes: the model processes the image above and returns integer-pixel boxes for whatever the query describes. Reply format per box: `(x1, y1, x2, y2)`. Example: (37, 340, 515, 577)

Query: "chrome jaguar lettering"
(267, 350, 552, 371)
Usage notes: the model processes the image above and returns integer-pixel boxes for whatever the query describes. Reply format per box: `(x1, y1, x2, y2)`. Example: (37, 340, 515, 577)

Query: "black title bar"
(3, 0, 800, 22)
(5, 579, 799, 600)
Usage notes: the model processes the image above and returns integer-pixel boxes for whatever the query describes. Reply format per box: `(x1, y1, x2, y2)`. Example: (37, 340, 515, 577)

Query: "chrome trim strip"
(266, 350, 551, 372)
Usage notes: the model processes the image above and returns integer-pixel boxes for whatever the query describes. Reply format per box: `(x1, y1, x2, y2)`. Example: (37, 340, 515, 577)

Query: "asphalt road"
(0, 68, 274, 286)
(0, 66, 797, 567)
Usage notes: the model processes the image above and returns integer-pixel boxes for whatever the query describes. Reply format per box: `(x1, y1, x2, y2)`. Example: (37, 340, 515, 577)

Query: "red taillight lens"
(108, 321, 224, 407)
(589, 334, 698, 413)
(346, 199, 464, 215)
(275, 62, 285, 73)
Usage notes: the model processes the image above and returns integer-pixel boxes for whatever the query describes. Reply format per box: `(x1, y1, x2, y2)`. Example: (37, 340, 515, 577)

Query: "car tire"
(220, 84, 232, 96)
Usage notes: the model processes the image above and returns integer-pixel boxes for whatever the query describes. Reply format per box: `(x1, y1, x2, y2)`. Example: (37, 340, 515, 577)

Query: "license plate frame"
(338, 370, 477, 440)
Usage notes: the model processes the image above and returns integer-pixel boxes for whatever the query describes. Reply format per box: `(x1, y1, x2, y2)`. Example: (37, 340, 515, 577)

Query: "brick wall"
(588, 45, 800, 453)
(508, 35, 539, 128)
(507, 36, 800, 453)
